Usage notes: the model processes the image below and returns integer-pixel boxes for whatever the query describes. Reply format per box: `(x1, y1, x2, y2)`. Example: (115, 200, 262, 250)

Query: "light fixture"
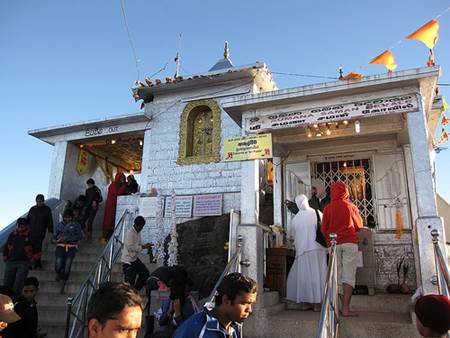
(343, 162, 347, 167)
(325, 124, 331, 136)
(139, 140, 143, 146)
(111, 139, 116, 144)
(343, 120, 349, 125)
(313, 124, 319, 129)
(316, 132, 322, 137)
(307, 127, 312, 138)
(79, 144, 84, 149)
(355, 120, 361, 133)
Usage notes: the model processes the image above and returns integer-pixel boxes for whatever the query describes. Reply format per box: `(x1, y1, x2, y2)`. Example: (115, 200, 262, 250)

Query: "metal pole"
(64, 297, 73, 338)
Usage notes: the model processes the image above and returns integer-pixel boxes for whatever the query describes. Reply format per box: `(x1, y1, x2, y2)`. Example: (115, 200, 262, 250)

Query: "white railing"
(206, 235, 244, 306)
(316, 233, 339, 338)
(431, 229, 450, 298)
(64, 209, 134, 338)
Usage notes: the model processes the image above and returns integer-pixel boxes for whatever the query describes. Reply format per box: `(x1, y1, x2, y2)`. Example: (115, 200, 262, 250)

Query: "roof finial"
(224, 41, 230, 60)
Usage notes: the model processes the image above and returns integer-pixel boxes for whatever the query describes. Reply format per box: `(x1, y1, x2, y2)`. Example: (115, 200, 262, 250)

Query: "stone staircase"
(28, 230, 123, 338)
(245, 291, 421, 338)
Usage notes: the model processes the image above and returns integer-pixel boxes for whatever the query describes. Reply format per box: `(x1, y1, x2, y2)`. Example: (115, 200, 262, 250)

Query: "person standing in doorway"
(84, 178, 103, 242)
(26, 194, 53, 270)
(53, 209, 83, 293)
(321, 182, 363, 317)
(3, 218, 34, 295)
(101, 172, 127, 244)
(121, 216, 152, 291)
(286, 195, 327, 311)
(308, 186, 321, 211)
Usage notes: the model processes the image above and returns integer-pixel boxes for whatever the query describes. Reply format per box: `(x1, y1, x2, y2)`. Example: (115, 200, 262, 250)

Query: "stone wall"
(143, 97, 242, 198)
(373, 233, 417, 291)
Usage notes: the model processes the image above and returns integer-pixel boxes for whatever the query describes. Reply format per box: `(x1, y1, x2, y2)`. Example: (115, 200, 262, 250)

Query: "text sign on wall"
(138, 197, 160, 217)
(85, 125, 120, 137)
(245, 94, 419, 133)
(224, 133, 273, 162)
(193, 194, 223, 217)
(164, 196, 193, 218)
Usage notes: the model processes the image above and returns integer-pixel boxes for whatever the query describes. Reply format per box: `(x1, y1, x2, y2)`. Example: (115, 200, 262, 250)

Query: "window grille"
(313, 158, 376, 227)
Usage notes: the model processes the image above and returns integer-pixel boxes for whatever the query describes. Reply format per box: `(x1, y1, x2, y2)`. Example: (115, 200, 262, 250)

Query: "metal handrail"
(431, 229, 450, 298)
(206, 235, 244, 305)
(317, 233, 339, 338)
(64, 209, 133, 338)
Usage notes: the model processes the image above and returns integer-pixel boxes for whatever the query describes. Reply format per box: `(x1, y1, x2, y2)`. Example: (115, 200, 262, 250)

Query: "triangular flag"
(340, 72, 364, 81)
(406, 19, 439, 49)
(437, 128, 448, 144)
(442, 116, 450, 126)
(443, 97, 449, 111)
(368, 50, 397, 71)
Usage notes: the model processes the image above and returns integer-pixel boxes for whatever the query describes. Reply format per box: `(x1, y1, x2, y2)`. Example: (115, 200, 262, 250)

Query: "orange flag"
(406, 19, 439, 49)
(368, 50, 397, 71)
(340, 72, 364, 81)
(437, 128, 448, 144)
(442, 116, 450, 126)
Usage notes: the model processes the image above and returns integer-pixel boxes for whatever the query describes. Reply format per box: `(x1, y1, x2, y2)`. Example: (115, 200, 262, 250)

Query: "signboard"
(85, 125, 120, 137)
(245, 94, 419, 133)
(138, 197, 160, 217)
(193, 194, 223, 217)
(224, 133, 272, 162)
(164, 196, 193, 218)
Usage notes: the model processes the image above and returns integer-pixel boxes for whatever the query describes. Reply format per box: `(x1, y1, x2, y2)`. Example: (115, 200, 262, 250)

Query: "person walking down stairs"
(26, 194, 54, 270)
(52, 209, 82, 294)
(3, 218, 35, 295)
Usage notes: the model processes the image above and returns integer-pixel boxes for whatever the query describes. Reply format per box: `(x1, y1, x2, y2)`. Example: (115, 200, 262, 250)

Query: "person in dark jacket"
(72, 195, 87, 232)
(126, 174, 139, 194)
(26, 194, 53, 270)
(308, 186, 321, 211)
(84, 178, 103, 242)
(53, 209, 83, 293)
(14, 277, 41, 338)
(3, 218, 35, 295)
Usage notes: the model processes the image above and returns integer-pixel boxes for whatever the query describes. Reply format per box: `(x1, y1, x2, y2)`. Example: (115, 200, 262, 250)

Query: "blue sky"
(1, 0, 450, 227)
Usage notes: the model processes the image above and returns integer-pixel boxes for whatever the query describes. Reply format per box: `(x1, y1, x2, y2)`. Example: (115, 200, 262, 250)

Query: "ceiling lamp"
(316, 132, 322, 137)
(355, 120, 361, 133)
(111, 139, 116, 144)
(313, 124, 319, 129)
(343, 120, 349, 125)
(307, 128, 312, 138)
(325, 124, 331, 136)
(139, 140, 143, 146)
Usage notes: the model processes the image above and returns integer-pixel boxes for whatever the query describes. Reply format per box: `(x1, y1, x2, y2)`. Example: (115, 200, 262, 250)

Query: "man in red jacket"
(321, 182, 363, 316)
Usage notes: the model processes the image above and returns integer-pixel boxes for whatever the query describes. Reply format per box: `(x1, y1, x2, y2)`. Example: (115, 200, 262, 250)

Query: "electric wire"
(120, 0, 141, 80)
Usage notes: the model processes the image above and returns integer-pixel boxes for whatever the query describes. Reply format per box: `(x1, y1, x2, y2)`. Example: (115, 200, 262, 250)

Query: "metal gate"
(312, 158, 376, 227)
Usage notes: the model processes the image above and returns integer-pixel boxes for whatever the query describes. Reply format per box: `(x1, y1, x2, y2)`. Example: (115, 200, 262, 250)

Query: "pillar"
(407, 95, 447, 294)
(239, 159, 264, 288)
(48, 141, 68, 199)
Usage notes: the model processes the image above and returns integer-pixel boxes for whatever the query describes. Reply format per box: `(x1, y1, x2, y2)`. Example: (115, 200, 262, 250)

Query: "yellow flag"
(368, 50, 397, 71)
(406, 19, 439, 49)
(443, 97, 449, 111)
(395, 208, 404, 240)
(340, 72, 364, 81)
(76, 148, 90, 175)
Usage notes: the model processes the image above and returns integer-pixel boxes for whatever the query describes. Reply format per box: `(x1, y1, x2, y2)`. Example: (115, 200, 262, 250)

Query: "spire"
(209, 41, 234, 72)
(224, 41, 230, 60)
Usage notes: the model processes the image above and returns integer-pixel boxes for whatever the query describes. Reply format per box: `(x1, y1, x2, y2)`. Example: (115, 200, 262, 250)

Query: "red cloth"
(102, 172, 127, 233)
(415, 294, 450, 334)
(321, 182, 363, 246)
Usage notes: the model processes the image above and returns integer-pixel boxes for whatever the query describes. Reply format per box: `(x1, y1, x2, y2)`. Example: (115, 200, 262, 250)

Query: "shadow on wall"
(176, 214, 230, 298)
(436, 193, 450, 243)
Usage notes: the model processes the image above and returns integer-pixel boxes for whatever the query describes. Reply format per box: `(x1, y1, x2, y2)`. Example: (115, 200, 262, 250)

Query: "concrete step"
(29, 269, 123, 284)
(39, 319, 67, 338)
(261, 291, 280, 308)
(253, 310, 420, 338)
(284, 294, 412, 313)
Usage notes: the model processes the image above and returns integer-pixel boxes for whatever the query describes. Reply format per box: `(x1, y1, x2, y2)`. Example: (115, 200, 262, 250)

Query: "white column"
(273, 157, 283, 226)
(139, 128, 153, 193)
(239, 160, 264, 288)
(48, 141, 68, 199)
(407, 96, 447, 294)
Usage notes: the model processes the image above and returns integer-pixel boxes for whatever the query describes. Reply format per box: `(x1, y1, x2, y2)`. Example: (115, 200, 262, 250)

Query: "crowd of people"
(1, 179, 449, 337)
